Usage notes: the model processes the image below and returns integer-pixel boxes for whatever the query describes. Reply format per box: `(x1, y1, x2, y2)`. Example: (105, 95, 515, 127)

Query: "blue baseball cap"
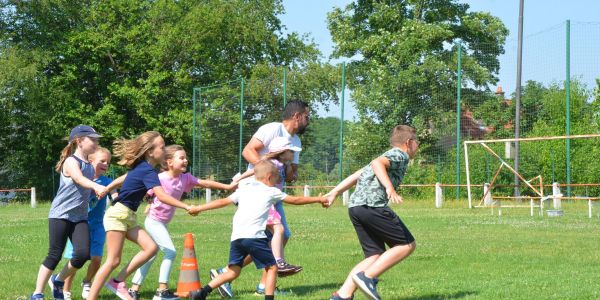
(69, 125, 102, 142)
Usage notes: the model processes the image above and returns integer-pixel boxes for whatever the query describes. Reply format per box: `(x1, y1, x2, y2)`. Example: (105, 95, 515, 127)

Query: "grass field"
(2, 200, 600, 299)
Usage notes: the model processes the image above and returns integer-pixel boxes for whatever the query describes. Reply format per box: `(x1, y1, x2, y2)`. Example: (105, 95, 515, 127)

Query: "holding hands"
(324, 191, 337, 207)
(95, 184, 109, 199)
(187, 205, 202, 216)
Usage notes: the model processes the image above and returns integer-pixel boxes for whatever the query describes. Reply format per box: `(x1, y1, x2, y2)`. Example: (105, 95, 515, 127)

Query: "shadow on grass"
(400, 290, 478, 299)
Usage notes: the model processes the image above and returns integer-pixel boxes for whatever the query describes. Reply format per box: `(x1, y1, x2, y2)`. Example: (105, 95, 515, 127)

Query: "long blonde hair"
(55, 139, 80, 173)
(113, 131, 162, 169)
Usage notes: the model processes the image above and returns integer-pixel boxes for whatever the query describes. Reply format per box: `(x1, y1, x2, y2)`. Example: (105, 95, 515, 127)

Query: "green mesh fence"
(191, 21, 600, 200)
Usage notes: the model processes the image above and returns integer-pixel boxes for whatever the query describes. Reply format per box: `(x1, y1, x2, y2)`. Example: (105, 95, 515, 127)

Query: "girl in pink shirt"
(128, 145, 237, 299)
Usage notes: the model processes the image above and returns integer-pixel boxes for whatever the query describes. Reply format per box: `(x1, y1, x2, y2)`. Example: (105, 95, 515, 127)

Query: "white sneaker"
(64, 291, 72, 300)
(81, 281, 92, 299)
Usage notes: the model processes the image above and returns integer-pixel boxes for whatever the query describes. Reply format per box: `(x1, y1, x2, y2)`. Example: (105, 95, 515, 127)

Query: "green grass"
(2, 200, 600, 299)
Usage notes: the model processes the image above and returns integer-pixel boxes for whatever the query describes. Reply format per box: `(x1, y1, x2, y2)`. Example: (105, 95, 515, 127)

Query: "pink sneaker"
(104, 279, 133, 300)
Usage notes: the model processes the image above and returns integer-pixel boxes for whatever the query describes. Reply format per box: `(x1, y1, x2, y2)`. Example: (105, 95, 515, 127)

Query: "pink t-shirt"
(147, 172, 198, 223)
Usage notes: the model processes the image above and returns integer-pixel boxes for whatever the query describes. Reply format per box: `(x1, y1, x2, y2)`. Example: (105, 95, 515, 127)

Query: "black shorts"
(349, 205, 415, 257)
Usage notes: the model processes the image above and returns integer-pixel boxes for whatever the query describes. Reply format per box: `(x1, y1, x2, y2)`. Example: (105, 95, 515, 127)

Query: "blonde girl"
(86, 132, 196, 300)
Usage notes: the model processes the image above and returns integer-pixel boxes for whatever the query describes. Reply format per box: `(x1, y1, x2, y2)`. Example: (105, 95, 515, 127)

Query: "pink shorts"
(267, 205, 282, 225)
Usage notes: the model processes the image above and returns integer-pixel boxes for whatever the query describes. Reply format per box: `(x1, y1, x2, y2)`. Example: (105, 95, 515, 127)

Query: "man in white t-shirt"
(242, 99, 310, 181)
(188, 161, 327, 300)
(210, 100, 311, 298)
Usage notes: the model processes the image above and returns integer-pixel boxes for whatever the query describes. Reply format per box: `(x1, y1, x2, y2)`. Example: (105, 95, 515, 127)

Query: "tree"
(0, 0, 339, 197)
(327, 0, 509, 167)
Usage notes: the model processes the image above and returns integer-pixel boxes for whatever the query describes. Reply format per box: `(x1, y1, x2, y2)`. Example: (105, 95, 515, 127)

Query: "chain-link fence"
(190, 21, 600, 200)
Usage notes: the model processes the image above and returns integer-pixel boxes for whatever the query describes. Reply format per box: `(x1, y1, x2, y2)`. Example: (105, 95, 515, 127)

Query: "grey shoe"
(352, 271, 380, 300)
(210, 268, 234, 298)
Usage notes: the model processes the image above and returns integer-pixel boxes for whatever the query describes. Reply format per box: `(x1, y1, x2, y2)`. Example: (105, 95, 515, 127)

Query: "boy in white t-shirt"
(188, 160, 328, 300)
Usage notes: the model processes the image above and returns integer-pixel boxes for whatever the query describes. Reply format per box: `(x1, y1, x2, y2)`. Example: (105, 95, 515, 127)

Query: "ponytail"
(55, 140, 78, 173)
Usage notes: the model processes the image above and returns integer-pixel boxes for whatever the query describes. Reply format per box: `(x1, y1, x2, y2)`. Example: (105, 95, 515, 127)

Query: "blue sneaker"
(210, 268, 234, 298)
(352, 272, 380, 300)
(47, 274, 64, 300)
(29, 293, 45, 300)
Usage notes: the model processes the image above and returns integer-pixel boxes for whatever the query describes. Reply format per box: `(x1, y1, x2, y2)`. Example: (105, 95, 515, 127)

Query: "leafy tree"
(0, 0, 338, 197)
(327, 0, 509, 168)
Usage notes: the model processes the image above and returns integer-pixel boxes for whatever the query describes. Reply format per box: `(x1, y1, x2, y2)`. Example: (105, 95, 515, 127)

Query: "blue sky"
(280, 0, 600, 118)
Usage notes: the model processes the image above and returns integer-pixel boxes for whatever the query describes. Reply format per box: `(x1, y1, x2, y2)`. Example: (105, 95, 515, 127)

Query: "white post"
(589, 199, 592, 219)
(342, 190, 349, 206)
(498, 199, 502, 216)
(483, 183, 493, 206)
(552, 182, 561, 209)
(206, 188, 212, 203)
(464, 142, 472, 208)
(304, 185, 310, 197)
(435, 183, 443, 208)
(530, 199, 534, 217)
(31, 187, 36, 208)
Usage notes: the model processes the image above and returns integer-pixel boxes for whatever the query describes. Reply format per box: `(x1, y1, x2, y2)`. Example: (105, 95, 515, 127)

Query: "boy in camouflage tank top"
(325, 125, 419, 300)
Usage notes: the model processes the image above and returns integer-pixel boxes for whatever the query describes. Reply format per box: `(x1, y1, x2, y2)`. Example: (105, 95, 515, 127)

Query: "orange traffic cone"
(175, 233, 202, 297)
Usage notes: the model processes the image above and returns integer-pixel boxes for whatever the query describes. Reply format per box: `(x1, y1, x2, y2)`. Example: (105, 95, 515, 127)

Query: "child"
(30, 125, 106, 300)
(213, 137, 302, 298)
(86, 131, 197, 300)
(325, 125, 419, 300)
(128, 145, 237, 300)
(188, 160, 329, 300)
(62, 147, 118, 300)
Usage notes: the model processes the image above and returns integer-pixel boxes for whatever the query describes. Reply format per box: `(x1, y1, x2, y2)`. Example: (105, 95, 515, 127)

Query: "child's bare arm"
(196, 179, 237, 191)
(153, 186, 192, 211)
(371, 156, 402, 203)
(190, 197, 234, 214)
(101, 173, 127, 198)
(325, 169, 363, 205)
(233, 169, 255, 182)
(283, 195, 328, 207)
(63, 158, 106, 196)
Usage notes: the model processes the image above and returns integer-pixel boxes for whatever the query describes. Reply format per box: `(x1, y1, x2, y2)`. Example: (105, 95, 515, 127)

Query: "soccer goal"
(463, 134, 600, 215)
(0, 188, 36, 207)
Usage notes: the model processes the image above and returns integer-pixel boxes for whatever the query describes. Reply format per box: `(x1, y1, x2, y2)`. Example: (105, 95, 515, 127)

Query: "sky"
(279, 0, 600, 118)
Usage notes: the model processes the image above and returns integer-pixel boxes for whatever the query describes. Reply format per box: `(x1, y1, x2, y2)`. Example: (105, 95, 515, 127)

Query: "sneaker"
(153, 288, 179, 300)
(209, 268, 234, 298)
(29, 293, 44, 300)
(104, 279, 133, 300)
(330, 292, 354, 300)
(276, 260, 302, 277)
(254, 285, 291, 296)
(129, 289, 141, 300)
(81, 281, 91, 299)
(63, 292, 72, 300)
(352, 272, 380, 300)
(47, 274, 64, 300)
(188, 289, 207, 300)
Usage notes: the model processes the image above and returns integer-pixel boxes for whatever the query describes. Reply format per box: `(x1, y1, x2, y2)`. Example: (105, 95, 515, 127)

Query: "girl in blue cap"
(31, 125, 107, 300)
